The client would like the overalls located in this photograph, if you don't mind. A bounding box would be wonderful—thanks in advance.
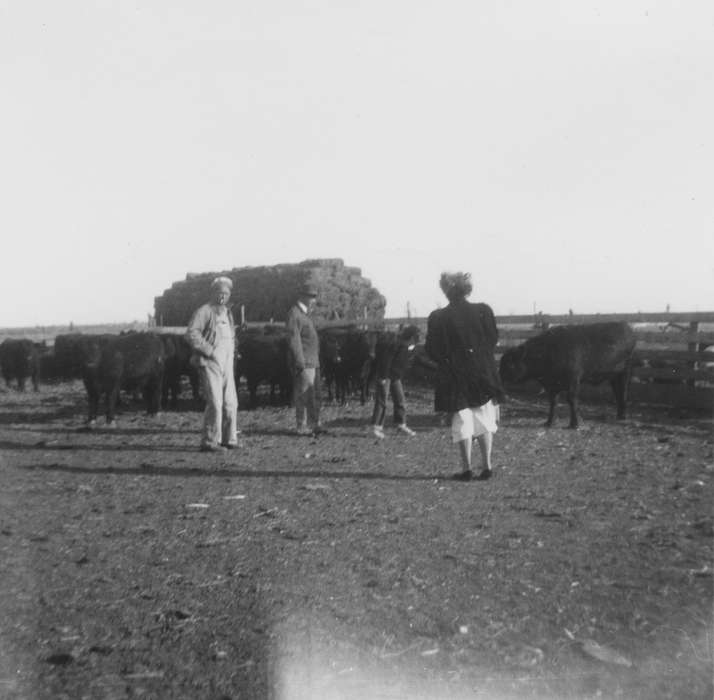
[201,309,238,448]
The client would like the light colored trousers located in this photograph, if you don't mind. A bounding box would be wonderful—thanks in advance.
[294,367,320,428]
[200,347,238,447]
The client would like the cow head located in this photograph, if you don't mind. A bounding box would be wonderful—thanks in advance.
[320,333,342,365]
[499,345,528,383]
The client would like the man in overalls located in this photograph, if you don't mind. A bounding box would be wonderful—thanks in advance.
[186,276,239,452]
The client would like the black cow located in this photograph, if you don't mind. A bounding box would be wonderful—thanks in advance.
[85,333,165,425]
[318,327,374,404]
[52,333,113,381]
[159,333,199,408]
[236,330,292,408]
[499,322,636,428]
[0,339,40,391]
[318,329,342,402]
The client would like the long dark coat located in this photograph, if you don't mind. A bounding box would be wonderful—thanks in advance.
[424,299,504,413]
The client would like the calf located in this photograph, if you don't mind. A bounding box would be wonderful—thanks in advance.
[159,333,199,408]
[318,330,342,402]
[236,330,292,408]
[318,327,374,404]
[52,333,112,381]
[0,338,40,391]
[85,333,165,425]
[499,322,636,428]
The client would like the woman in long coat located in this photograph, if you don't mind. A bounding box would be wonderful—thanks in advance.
[425,272,504,481]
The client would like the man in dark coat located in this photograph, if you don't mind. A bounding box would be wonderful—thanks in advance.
[286,283,326,436]
[425,272,504,481]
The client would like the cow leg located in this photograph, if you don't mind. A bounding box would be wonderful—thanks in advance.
[611,373,627,420]
[566,379,581,429]
[164,377,179,409]
[281,378,292,406]
[106,382,120,425]
[248,380,259,409]
[161,377,170,410]
[332,376,339,404]
[150,375,163,415]
[144,380,154,415]
[18,376,26,392]
[32,371,39,392]
[360,359,373,405]
[84,377,99,424]
[545,388,558,427]
[337,376,347,405]
[170,372,182,408]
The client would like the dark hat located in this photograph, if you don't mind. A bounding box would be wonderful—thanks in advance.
[299,283,318,298]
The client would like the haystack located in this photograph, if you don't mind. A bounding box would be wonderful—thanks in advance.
[154,259,386,326]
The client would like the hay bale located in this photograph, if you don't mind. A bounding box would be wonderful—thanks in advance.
[154,259,387,326]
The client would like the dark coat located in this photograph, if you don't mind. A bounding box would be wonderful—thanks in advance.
[424,299,504,413]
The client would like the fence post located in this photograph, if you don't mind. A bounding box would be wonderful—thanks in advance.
[687,321,699,389]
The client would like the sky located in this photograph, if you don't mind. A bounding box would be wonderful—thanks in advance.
[2,1,713,326]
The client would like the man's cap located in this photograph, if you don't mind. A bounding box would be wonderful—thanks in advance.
[299,283,318,298]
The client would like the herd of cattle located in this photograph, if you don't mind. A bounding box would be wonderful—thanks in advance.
[0,321,648,429]
[0,325,382,424]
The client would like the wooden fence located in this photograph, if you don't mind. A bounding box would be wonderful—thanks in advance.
[383,312,714,412]
[2,312,713,412]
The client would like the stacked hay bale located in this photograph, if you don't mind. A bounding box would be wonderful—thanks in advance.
[154,259,386,326]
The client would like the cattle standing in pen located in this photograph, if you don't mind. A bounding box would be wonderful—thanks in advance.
[318,327,373,405]
[499,321,636,428]
[159,333,200,409]
[0,338,40,391]
[318,329,342,403]
[84,332,165,425]
[236,329,292,408]
[51,333,113,382]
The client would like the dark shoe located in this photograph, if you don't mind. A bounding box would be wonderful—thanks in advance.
[221,443,238,450]
[474,469,492,481]
[312,426,330,436]
[452,470,473,482]
[200,444,227,453]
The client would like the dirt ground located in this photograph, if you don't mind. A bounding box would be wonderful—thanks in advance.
[0,380,711,700]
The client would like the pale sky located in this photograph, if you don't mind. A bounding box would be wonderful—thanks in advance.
[2,1,712,326]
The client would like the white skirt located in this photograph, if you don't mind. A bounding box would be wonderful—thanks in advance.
[451,401,499,443]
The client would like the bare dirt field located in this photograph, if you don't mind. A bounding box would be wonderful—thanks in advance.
[0,381,712,700]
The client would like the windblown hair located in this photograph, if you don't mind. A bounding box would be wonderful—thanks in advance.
[439,272,473,301]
